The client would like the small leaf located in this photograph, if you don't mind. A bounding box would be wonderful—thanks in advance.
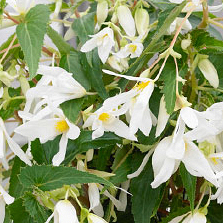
[19,165,113,191]
[16,4,50,78]
[47,26,73,55]
[180,163,196,210]
[60,97,85,123]
[23,192,51,223]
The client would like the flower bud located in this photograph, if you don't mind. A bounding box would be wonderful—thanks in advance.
[198,58,219,88]
[0,70,14,87]
[97,0,108,27]
[181,35,191,50]
[134,8,149,36]
[19,75,30,95]
[117,5,136,37]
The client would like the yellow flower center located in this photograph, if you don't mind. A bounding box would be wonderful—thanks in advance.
[134,81,150,91]
[98,112,110,122]
[102,33,108,39]
[55,120,69,132]
[128,44,137,53]
[211,157,218,165]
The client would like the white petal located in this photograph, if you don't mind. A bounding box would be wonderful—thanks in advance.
[0,87,3,98]
[117,180,130,212]
[156,96,170,137]
[52,134,68,166]
[169,213,188,223]
[80,37,98,52]
[66,119,80,140]
[88,213,107,223]
[198,59,219,88]
[0,185,14,205]
[0,129,5,158]
[37,65,66,78]
[182,141,218,187]
[180,107,198,129]
[88,183,101,211]
[208,4,223,13]
[92,125,104,140]
[0,199,5,223]
[98,43,112,63]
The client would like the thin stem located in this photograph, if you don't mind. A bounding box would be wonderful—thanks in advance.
[3,11,19,24]
[0,34,17,64]
[198,0,209,29]
[51,18,72,25]
[197,86,223,93]
[0,43,20,55]
[208,19,223,30]
[174,57,179,95]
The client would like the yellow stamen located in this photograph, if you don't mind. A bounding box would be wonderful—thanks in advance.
[55,120,69,132]
[98,112,110,122]
[134,81,150,91]
[128,44,137,53]
[102,33,108,39]
[211,157,218,165]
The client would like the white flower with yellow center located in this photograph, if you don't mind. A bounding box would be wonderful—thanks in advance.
[83,106,137,141]
[0,184,14,223]
[14,109,80,166]
[115,42,144,59]
[80,27,115,64]
[0,118,31,166]
[102,70,157,136]
[45,200,79,223]
[169,0,223,13]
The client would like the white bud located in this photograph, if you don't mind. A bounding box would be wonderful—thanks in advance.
[134,8,149,36]
[181,36,191,50]
[117,5,136,37]
[198,58,219,88]
[97,0,108,27]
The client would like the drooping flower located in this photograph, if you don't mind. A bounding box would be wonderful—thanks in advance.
[15,108,80,166]
[45,200,79,223]
[80,27,115,63]
[117,5,136,37]
[87,213,107,223]
[134,7,149,37]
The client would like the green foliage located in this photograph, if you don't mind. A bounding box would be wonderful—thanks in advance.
[19,165,113,191]
[180,163,196,210]
[131,156,163,223]
[16,5,50,79]
[0,0,6,15]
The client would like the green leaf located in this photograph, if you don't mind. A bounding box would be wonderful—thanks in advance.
[96,146,113,171]
[19,165,113,191]
[9,156,26,199]
[47,26,73,55]
[16,4,50,79]
[180,163,196,210]
[0,0,6,15]
[60,97,85,123]
[72,12,95,66]
[161,59,176,114]
[80,49,108,99]
[3,207,12,223]
[9,198,33,223]
[60,51,91,90]
[23,192,51,223]
[191,29,223,54]
[207,200,223,223]
[130,155,163,223]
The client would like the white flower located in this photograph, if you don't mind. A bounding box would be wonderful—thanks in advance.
[83,106,137,141]
[151,107,219,188]
[107,55,129,73]
[134,7,149,37]
[115,42,144,59]
[87,213,107,223]
[96,0,108,27]
[198,58,219,89]
[45,200,79,223]
[102,70,157,136]
[80,27,115,63]
[167,17,192,35]
[88,183,104,217]
[182,211,206,223]
[169,0,223,12]
[0,118,31,166]
[14,108,80,166]
[117,5,136,37]
[0,184,14,223]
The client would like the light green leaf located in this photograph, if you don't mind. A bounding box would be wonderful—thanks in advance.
[47,26,73,55]
[19,165,113,191]
[16,4,50,79]
[180,163,196,210]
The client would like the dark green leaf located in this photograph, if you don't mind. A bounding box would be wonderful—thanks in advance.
[96,146,113,171]
[23,192,51,223]
[16,5,50,78]
[180,163,196,210]
[9,198,33,223]
[60,51,90,90]
[19,165,113,191]
[131,155,163,223]
[47,26,73,54]
[60,97,85,123]
[207,200,223,223]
